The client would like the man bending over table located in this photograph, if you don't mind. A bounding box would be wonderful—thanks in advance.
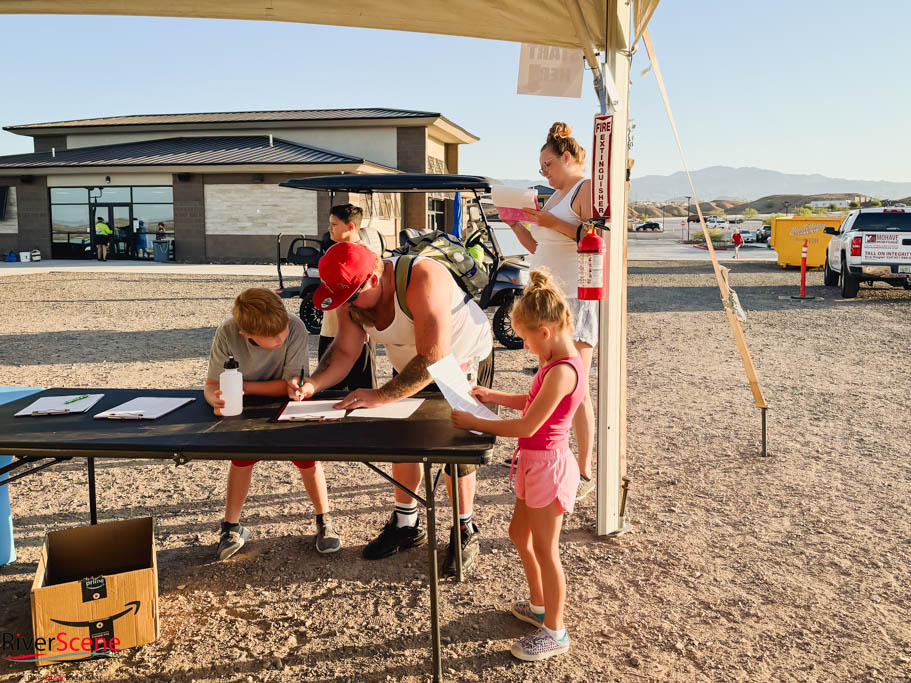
[292,243,494,576]
[204,288,341,560]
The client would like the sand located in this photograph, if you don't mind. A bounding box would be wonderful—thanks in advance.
[0,262,909,682]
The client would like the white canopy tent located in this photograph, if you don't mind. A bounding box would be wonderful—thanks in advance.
[1,0,662,536]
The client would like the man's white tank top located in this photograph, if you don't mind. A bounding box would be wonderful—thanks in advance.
[363,257,493,373]
[527,177,585,295]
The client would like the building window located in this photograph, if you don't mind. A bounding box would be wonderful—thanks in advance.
[428,198,446,232]
[48,185,174,259]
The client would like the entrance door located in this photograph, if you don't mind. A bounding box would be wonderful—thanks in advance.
[92,205,134,259]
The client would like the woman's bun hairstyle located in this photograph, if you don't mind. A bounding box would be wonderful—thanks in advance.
[511,268,573,332]
[542,121,585,165]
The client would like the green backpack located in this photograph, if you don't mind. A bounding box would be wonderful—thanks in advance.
[391,230,489,319]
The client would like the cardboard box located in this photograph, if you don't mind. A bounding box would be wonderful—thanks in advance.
[30,517,159,666]
[18,251,30,262]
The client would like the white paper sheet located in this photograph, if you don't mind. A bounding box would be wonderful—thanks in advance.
[348,398,424,420]
[278,400,346,422]
[490,185,539,210]
[15,394,104,417]
[427,355,499,434]
[94,397,195,420]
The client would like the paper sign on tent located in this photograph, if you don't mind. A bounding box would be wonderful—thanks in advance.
[517,43,584,98]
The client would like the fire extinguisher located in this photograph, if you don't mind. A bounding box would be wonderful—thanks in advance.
[577,225,608,300]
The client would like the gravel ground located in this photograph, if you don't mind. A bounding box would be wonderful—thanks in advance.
[0,262,909,682]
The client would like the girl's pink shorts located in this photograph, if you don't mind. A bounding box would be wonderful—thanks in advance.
[514,447,580,514]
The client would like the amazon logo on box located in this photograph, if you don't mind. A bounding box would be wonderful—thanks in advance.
[29,518,159,666]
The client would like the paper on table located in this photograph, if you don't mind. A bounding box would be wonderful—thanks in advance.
[490,185,540,223]
[348,398,424,420]
[278,400,346,422]
[95,397,195,420]
[427,355,499,434]
[15,394,104,417]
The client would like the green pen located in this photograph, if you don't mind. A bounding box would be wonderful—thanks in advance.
[299,368,306,399]
[64,394,89,404]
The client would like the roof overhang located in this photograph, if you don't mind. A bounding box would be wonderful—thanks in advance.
[1,162,397,176]
[281,173,495,194]
[5,115,477,143]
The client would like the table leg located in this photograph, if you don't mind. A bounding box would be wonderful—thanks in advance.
[451,465,463,583]
[87,457,97,525]
[424,461,442,682]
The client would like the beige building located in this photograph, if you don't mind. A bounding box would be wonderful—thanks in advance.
[0,108,477,262]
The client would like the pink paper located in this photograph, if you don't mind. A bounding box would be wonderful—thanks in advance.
[497,206,535,222]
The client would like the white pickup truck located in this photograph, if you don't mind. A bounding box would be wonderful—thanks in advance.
[823,208,911,297]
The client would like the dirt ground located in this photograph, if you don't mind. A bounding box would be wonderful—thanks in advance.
[0,262,909,682]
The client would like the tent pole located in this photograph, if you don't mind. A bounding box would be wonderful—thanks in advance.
[596,0,631,536]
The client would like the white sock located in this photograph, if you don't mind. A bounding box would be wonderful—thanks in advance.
[529,602,545,616]
[458,511,474,532]
[394,503,418,527]
[543,624,567,641]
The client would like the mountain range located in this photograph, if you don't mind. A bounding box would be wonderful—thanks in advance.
[629,166,911,202]
[501,167,911,202]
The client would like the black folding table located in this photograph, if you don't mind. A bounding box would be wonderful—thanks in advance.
[0,388,495,681]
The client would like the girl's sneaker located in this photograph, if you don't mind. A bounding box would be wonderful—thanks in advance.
[511,600,545,627]
[511,627,570,661]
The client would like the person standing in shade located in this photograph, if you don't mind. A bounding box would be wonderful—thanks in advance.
[136,220,149,259]
[506,122,598,503]
[94,216,112,261]
[292,242,494,576]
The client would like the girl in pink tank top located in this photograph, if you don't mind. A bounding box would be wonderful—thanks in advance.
[451,268,582,662]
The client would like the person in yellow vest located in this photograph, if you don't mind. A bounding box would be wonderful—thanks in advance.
[94,216,112,261]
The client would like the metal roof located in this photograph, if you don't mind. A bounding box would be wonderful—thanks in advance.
[0,136,367,169]
[4,108,440,131]
[281,174,497,194]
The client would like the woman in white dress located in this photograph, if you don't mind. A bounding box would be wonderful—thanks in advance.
[506,122,600,501]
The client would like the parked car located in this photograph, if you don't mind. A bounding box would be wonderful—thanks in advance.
[687,214,701,223]
[728,216,744,224]
[738,229,756,243]
[823,207,911,297]
[756,225,771,243]
[635,221,660,231]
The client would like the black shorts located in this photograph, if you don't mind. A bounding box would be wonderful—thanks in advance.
[392,349,495,476]
[318,336,377,391]
[95,234,110,246]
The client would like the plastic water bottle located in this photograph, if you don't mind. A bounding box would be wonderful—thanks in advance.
[219,355,243,416]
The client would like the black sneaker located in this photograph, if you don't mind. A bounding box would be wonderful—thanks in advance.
[362,513,427,560]
[442,522,480,576]
[315,514,342,554]
[216,523,250,561]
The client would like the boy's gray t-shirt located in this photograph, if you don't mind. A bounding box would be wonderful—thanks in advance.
[206,313,310,382]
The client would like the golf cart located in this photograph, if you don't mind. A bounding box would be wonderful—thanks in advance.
[279,173,529,349]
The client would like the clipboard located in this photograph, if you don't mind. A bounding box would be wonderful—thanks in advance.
[94,397,195,420]
[15,394,105,417]
[277,400,346,422]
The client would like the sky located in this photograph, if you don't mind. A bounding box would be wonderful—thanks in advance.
[0,0,909,182]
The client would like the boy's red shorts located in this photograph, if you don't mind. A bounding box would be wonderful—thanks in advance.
[231,459,316,470]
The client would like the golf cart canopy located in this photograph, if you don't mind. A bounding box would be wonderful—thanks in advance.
[280,173,496,194]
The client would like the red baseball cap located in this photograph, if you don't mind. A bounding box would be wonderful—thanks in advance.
[313,242,377,311]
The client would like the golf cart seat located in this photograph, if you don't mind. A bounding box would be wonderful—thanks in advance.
[287,237,322,268]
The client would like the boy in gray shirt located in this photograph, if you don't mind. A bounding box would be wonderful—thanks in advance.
[204,288,340,560]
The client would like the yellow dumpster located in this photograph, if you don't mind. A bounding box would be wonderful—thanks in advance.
[770,216,843,267]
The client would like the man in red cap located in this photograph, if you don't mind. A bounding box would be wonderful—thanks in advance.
[291,241,494,575]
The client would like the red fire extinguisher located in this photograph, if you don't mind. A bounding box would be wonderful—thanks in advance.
[577,226,608,300]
